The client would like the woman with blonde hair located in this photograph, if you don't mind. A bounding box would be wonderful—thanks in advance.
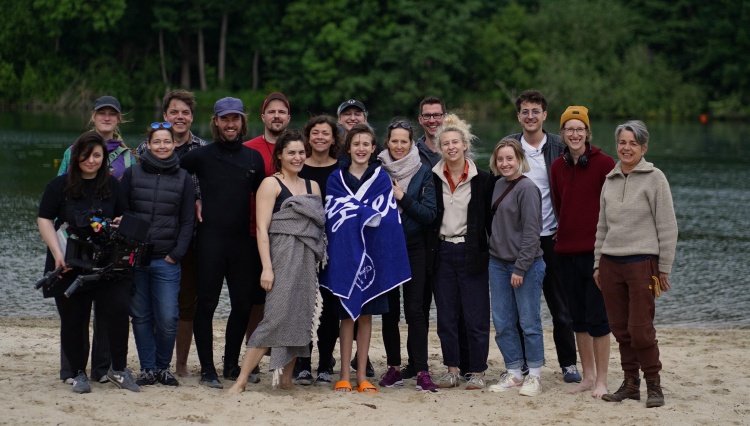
[486,138,546,397]
[426,114,493,390]
[58,96,135,180]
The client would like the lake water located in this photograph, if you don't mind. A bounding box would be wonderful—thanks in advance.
[1,110,748,329]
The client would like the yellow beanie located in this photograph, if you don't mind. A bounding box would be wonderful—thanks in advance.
[560,106,590,129]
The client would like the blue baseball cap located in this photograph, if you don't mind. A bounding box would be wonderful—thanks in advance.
[214,97,245,117]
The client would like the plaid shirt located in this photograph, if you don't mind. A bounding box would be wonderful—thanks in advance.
[136,132,208,200]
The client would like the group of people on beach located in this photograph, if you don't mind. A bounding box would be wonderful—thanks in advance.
[36,88,677,409]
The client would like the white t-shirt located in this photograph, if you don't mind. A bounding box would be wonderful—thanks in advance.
[521,135,557,237]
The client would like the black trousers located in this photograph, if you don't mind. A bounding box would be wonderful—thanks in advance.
[193,233,261,374]
[520,236,577,368]
[59,302,111,381]
[382,235,429,371]
[55,279,130,376]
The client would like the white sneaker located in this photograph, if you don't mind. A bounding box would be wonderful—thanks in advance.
[489,372,524,392]
[519,374,542,397]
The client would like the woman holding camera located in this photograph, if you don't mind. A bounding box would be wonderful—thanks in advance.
[37,132,139,394]
[120,123,195,388]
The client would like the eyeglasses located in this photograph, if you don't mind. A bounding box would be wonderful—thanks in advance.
[150,122,172,129]
[388,121,412,130]
[420,113,444,120]
[520,109,543,117]
[563,127,587,135]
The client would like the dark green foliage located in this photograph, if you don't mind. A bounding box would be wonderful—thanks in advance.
[0,0,747,119]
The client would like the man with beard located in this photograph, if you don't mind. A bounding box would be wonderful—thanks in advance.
[241,92,291,382]
[180,98,265,389]
[243,92,291,176]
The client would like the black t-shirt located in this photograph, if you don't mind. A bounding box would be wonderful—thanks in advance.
[299,162,338,203]
[37,175,127,296]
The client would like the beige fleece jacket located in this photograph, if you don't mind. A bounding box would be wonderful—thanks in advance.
[593,157,678,273]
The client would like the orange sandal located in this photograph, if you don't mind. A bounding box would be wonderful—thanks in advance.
[356,380,378,394]
[334,380,352,392]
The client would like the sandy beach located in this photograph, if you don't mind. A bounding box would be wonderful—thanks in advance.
[0,317,747,425]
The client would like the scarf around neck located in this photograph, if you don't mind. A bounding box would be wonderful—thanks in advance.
[139,148,180,174]
[378,145,421,211]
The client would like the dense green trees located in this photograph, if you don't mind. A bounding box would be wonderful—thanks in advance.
[0,0,747,119]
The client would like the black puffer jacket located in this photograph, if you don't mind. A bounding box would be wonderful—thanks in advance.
[120,162,195,262]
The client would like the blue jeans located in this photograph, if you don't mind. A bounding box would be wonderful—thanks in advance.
[489,256,545,369]
[131,258,181,371]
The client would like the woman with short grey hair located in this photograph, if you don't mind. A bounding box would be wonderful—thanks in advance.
[594,120,678,408]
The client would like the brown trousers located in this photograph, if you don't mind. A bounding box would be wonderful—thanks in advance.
[599,256,662,379]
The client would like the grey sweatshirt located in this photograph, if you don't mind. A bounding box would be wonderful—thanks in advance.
[488,177,544,276]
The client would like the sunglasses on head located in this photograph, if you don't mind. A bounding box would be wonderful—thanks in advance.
[150,122,172,129]
[388,121,411,130]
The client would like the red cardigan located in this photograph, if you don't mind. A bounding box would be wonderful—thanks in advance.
[550,145,615,254]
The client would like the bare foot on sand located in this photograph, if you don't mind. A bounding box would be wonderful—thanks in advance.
[274,381,294,391]
[176,363,189,377]
[591,383,609,399]
[227,382,247,395]
[567,379,594,394]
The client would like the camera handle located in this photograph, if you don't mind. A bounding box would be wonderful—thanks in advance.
[63,264,113,298]
[33,266,64,290]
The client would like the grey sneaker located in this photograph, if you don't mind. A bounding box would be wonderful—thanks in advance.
[247,366,261,384]
[519,374,542,397]
[107,367,141,392]
[315,371,332,385]
[465,374,485,390]
[135,370,156,386]
[72,370,91,394]
[435,372,460,389]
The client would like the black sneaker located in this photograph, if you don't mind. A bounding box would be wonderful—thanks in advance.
[223,364,241,381]
[156,369,180,386]
[135,370,157,386]
[329,358,336,374]
[199,371,223,389]
[295,370,313,385]
[350,355,375,378]
[401,364,417,380]
[72,370,91,394]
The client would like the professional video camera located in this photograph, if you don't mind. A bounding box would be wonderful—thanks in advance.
[34,212,153,297]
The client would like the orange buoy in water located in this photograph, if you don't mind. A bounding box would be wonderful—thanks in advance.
[700,114,708,125]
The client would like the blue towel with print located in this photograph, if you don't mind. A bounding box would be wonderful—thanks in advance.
[321,166,411,320]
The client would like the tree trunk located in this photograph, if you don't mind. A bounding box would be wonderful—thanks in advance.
[252,49,260,91]
[218,12,228,85]
[198,28,207,91]
[159,30,168,86]
[179,32,191,89]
